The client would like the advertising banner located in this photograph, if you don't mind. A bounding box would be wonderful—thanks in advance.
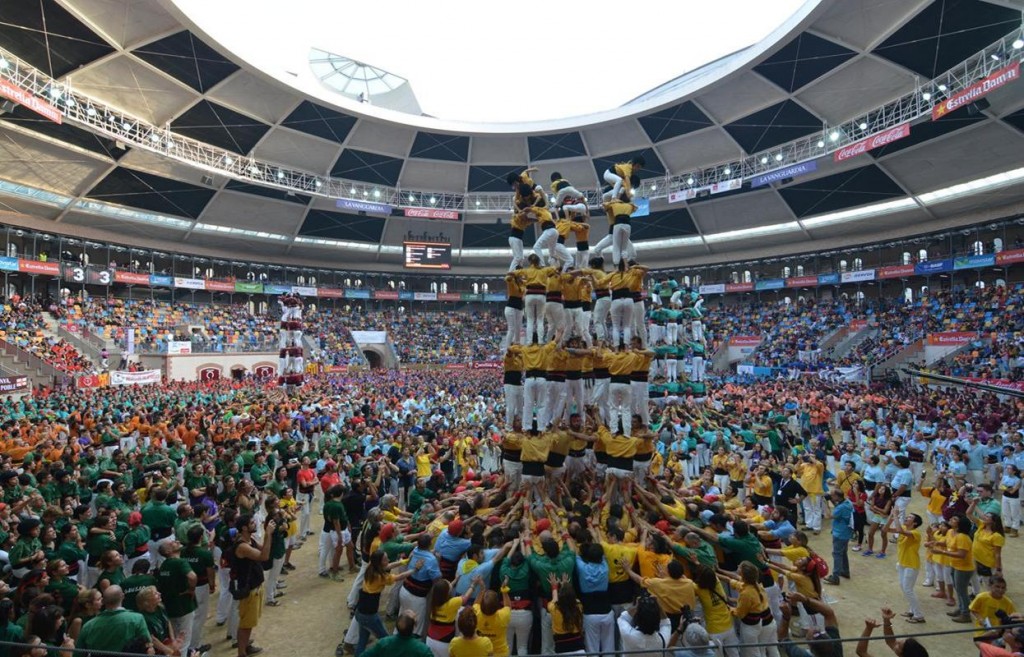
[0,376,28,393]
[344,289,371,299]
[0,256,17,271]
[833,123,911,162]
[0,78,62,123]
[114,271,151,285]
[460,293,482,301]
[263,284,292,295]
[336,198,393,215]
[964,377,1024,393]
[233,281,264,293]
[204,279,235,292]
[438,293,462,301]
[667,189,693,204]
[995,248,1024,266]
[840,269,876,283]
[413,291,437,301]
[927,331,979,346]
[75,373,105,389]
[149,274,173,287]
[932,62,1020,120]
[317,288,344,298]
[18,259,59,275]
[725,282,754,293]
[472,361,503,370]
[877,265,916,279]
[483,293,507,302]
[698,283,726,295]
[710,178,742,195]
[126,328,135,355]
[755,279,785,291]
[110,369,161,386]
[167,341,192,355]
[173,277,205,290]
[403,207,460,220]
[750,160,818,188]
[399,291,415,300]
[350,330,387,344]
[373,290,399,300]
[953,254,996,270]
[785,276,818,288]
[630,198,650,218]
[915,259,953,275]
[729,336,763,346]
[817,272,840,285]
[291,286,318,297]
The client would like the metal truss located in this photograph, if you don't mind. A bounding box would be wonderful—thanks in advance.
[0,25,1021,215]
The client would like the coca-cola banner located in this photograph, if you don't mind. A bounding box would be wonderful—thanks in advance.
[403,208,460,221]
[833,123,911,162]
[932,62,1019,120]
[877,265,916,279]
[927,331,978,346]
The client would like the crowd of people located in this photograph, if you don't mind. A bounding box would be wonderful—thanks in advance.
[1,298,93,373]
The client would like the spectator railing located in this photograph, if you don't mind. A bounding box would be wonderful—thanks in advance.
[56,324,107,365]
[0,339,64,379]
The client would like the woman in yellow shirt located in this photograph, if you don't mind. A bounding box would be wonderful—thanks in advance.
[354,550,419,656]
[969,511,1005,586]
[425,579,475,657]
[927,515,975,622]
[474,587,512,657]
[546,575,585,654]
[884,512,925,623]
[449,607,494,657]
[692,565,739,657]
[729,562,777,657]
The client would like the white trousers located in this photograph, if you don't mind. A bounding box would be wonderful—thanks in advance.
[899,566,922,618]
[692,355,705,382]
[566,307,590,345]
[610,298,633,347]
[189,583,210,649]
[504,383,524,428]
[802,495,823,532]
[509,236,524,271]
[666,322,679,345]
[398,588,428,638]
[544,302,565,342]
[215,555,232,624]
[170,612,194,655]
[609,382,632,436]
[1002,496,1021,530]
[508,608,533,656]
[543,380,568,427]
[503,306,523,350]
[632,301,647,347]
[583,611,615,655]
[534,228,568,267]
[649,324,664,346]
[592,378,610,422]
[692,319,704,342]
[592,231,613,255]
[566,378,585,418]
[593,297,611,341]
[318,529,338,574]
[612,223,632,267]
[667,358,678,382]
[602,169,623,200]
[738,620,779,657]
[630,381,649,426]
[524,295,546,344]
[523,376,546,430]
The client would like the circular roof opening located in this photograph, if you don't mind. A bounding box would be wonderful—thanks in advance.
[172,0,808,124]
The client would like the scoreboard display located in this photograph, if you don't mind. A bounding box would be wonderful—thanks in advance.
[61,263,113,286]
[403,242,452,270]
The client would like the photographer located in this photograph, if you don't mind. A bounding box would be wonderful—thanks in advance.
[777,591,842,657]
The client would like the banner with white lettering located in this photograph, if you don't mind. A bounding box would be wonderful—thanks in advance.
[167,341,192,355]
[110,369,161,386]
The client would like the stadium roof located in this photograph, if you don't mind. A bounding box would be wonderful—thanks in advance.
[0,0,1023,274]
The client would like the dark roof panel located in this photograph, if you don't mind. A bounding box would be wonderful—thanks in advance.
[754,32,856,93]
[778,164,905,218]
[133,31,239,93]
[409,132,470,161]
[638,102,714,142]
[281,100,358,144]
[468,165,526,193]
[592,148,666,185]
[171,100,271,155]
[723,100,821,154]
[463,222,535,248]
[0,0,114,78]
[298,209,385,242]
[86,167,215,219]
[330,148,404,186]
[527,132,588,161]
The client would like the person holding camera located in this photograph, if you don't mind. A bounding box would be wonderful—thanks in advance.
[228,514,274,657]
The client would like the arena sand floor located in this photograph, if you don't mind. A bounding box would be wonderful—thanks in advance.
[198,493,1020,657]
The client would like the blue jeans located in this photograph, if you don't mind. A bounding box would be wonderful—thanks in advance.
[832,536,850,578]
[354,612,388,657]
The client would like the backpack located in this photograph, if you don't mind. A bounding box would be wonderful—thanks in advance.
[806,553,829,579]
